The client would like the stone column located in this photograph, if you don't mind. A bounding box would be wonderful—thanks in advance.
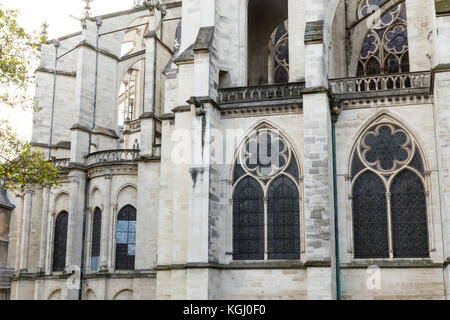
[432,0,450,299]
[38,186,51,273]
[99,172,111,272]
[18,189,32,273]
[288,0,306,81]
[303,0,334,300]
[65,170,86,300]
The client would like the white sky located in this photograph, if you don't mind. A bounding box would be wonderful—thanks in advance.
[0,0,133,141]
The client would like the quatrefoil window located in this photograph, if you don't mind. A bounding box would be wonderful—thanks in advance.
[359,123,412,172]
[241,129,290,179]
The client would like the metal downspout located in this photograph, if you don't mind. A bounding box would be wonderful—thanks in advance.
[332,115,342,300]
[152,10,167,154]
[48,41,60,161]
[78,17,102,301]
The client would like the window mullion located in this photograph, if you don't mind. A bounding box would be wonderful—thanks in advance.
[264,196,268,261]
[386,191,394,259]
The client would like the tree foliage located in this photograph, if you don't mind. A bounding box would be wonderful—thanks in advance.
[0,4,44,110]
[0,5,59,193]
[0,120,60,192]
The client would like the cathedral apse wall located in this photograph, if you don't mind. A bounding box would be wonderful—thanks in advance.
[5,0,450,300]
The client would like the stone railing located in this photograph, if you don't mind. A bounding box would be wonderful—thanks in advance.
[329,71,432,95]
[0,268,14,289]
[52,158,70,169]
[153,144,162,158]
[218,82,306,104]
[86,149,140,167]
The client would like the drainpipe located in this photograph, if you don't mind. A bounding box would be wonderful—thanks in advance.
[151,9,167,155]
[48,41,60,161]
[78,17,102,301]
[331,112,342,300]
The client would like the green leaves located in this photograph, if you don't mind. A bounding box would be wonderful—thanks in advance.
[0,120,60,193]
[0,4,42,110]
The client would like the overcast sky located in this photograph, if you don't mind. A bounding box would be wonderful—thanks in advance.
[1,1,133,140]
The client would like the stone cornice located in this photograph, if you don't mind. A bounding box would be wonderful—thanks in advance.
[35,67,77,77]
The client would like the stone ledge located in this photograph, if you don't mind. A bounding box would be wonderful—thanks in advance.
[156,261,331,270]
[304,20,324,44]
[83,270,157,280]
[35,67,76,77]
[341,259,444,269]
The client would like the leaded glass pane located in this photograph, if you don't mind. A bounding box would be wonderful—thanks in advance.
[360,123,412,173]
[115,205,137,270]
[285,156,299,180]
[391,170,429,258]
[117,221,128,232]
[233,177,264,260]
[357,3,409,77]
[353,172,389,259]
[268,176,300,260]
[409,148,425,175]
[53,211,68,272]
[271,20,289,84]
[233,164,246,184]
[351,153,365,178]
[90,208,101,271]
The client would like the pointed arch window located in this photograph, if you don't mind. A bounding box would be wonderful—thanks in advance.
[269,20,289,84]
[357,2,409,76]
[350,120,429,259]
[232,126,301,261]
[52,211,68,272]
[90,207,102,271]
[115,205,136,270]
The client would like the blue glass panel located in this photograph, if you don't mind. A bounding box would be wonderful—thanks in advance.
[128,232,136,244]
[128,244,136,256]
[116,231,128,244]
[117,221,129,232]
[129,221,136,232]
[90,256,100,271]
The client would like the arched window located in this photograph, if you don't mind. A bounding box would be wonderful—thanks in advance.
[115,205,136,270]
[350,119,429,259]
[90,207,102,271]
[356,0,390,21]
[53,211,68,272]
[357,2,409,76]
[248,0,288,85]
[269,20,289,84]
[232,125,301,260]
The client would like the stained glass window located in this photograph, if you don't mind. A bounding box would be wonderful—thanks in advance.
[357,3,409,76]
[352,172,389,258]
[270,21,289,84]
[351,120,429,259]
[90,207,102,271]
[391,170,429,258]
[268,176,300,260]
[115,205,136,270]
[52,211,68,272]
[233,177,265,260]
[232,126,301,261]
[356,0,390,21]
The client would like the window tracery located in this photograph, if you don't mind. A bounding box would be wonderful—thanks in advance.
[115,205,136,270]
[357,2,409,76]
[232,126,301,261]
[269,21,289,84]
[53,211,68,272]
[90,208,102,271]
[350,118,429,259]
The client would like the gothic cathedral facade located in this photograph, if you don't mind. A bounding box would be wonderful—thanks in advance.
[1,0,450,300]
